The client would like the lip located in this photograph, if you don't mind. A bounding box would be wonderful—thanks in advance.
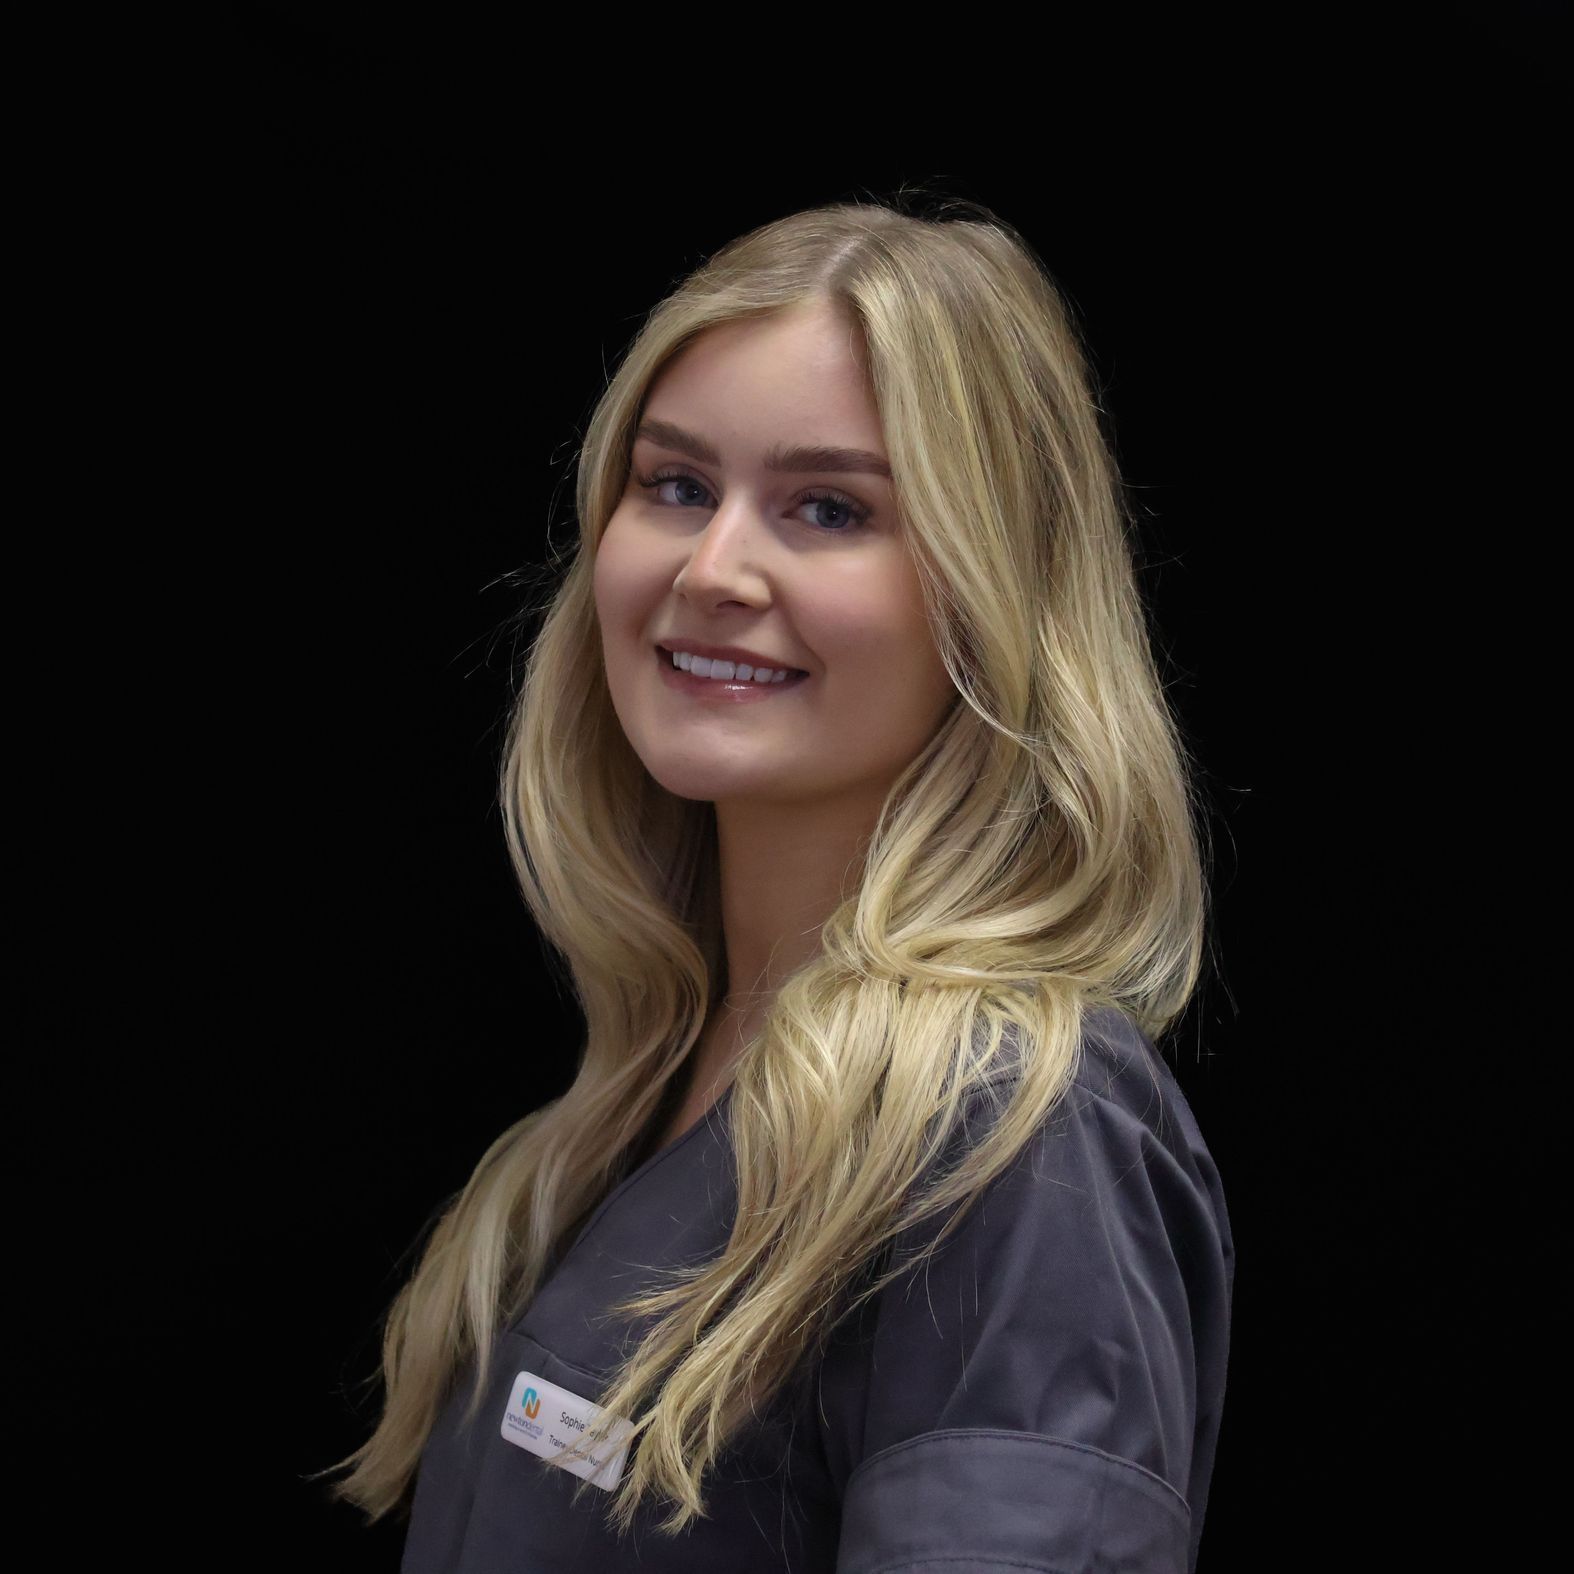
[656,637,807,673]
[655,643,811,703]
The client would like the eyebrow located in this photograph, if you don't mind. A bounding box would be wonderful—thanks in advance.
[635,417,893,481]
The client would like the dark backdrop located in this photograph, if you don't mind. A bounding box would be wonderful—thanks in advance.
[26,7,1557,1568]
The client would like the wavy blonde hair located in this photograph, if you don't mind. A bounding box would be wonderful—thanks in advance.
[315,190,1214,1540]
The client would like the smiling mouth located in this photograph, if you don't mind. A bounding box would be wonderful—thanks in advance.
[654,645,809,682]
[653,644,812,695]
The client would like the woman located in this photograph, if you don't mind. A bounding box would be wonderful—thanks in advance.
[320,194,1234,1572]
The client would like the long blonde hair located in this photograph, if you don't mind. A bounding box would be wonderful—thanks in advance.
[315,191,1214,1540]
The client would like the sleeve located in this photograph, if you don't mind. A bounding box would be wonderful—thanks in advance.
[816,1023,1232,1574]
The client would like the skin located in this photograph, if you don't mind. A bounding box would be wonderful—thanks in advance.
[593,297,958,1140]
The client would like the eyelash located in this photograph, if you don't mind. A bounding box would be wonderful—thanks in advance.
[633,467,872,534]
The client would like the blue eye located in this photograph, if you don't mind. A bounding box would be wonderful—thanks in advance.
[633,467,872,534]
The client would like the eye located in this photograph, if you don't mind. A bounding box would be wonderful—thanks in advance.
[633,466,872,535]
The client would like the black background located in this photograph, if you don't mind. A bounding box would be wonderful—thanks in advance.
[23,6,1558,1568]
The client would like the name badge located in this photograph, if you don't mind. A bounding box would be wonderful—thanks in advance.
[500,1369,635,1491]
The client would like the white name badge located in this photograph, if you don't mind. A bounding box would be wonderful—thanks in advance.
[500,1370,635,1491]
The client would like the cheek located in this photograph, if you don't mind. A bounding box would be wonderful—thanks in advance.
[812,553,934,672]
[592,512,649,621]
[831,559,953,729]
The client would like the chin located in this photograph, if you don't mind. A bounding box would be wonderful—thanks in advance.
[643,761,801,806]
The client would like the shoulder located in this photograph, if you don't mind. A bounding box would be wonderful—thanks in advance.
[939,1003,1234,1297]
[983,1004,1223,1197]
[811,1002,1234,1555]
[1069,1004,1220,1188]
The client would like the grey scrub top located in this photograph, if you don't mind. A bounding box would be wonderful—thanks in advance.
[400,1005,1234,1573]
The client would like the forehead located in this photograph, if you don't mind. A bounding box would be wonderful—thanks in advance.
[641,304,886,461]
[635,416,892,481]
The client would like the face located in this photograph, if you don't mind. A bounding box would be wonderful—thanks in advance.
[593,298,957,811]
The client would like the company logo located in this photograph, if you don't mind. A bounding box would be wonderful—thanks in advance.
[522,1387,542,1420]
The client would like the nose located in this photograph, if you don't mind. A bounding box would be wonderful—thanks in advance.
[672,497,772,602]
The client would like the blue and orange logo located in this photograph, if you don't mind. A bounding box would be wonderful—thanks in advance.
[521,1387,542,1420]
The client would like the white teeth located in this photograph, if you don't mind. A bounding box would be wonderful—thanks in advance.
[667,649,799,684]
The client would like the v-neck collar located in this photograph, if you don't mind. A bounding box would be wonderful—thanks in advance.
[555,1079,739,1271]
